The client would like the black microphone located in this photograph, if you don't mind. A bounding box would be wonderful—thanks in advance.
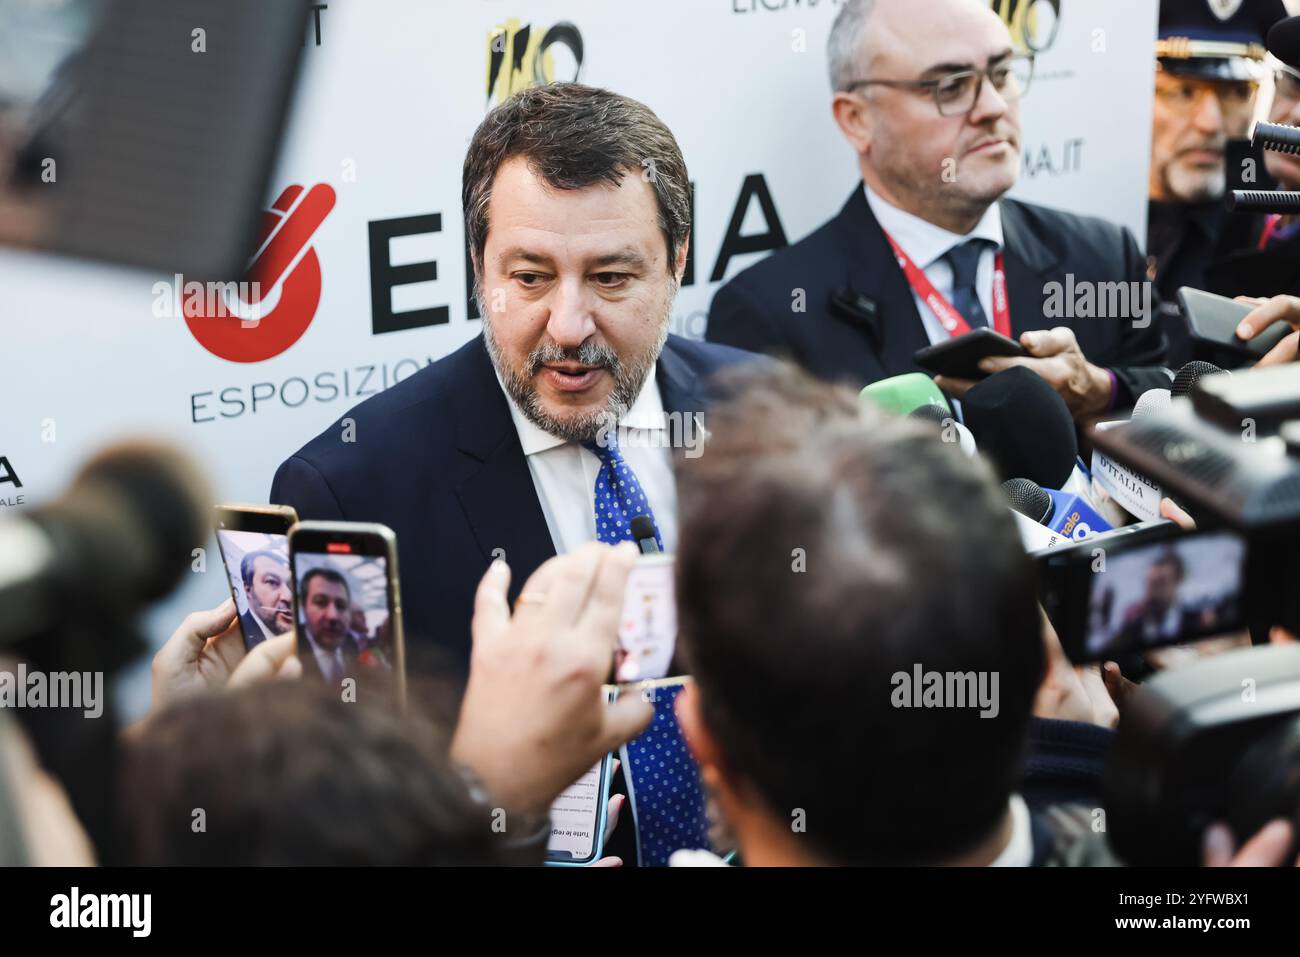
[1252,120,1300,156]
[1003,477,1054,525]
[1269,15,1300,72]
[1172,360,1227,399]
[0,441,210,655]
[630,514,660,554]
[961,366,1078,490]
[1228,189,1300,213]
[1229,120,1300,212]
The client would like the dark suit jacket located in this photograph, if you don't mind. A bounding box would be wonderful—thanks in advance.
[270,333,756,673]
[238,608,267,650]
[296,630,361,683]
[706,187,1171,408]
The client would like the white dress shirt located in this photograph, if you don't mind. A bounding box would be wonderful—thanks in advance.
[497,372,678,556]
[863,182,1005,344]
[302,627,346,683]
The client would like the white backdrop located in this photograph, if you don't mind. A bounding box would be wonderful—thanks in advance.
[0,0,1158,714]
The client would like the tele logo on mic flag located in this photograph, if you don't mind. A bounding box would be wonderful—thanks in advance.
[184,183,336,363]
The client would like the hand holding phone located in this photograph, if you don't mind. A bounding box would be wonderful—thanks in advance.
[914,328,1027,379]
[289,521,407,711]
[214,505,297,651]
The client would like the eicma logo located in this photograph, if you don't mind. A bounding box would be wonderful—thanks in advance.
[179,183,336,363]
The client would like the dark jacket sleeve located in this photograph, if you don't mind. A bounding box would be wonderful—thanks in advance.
[270,454,346,521]
[705,276,792,359]
[1108,227,1173,408]
[1021,716,1115,813]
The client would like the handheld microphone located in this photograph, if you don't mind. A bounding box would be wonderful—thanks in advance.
[630,515,661,555]
[1227,190,1300,214]
[1229,118,1300,212]
[962,367,1078,490]
[1252,121,1300,156]
[1172,360,1227,399]
[859,372,951,417]
[1002,476,1112,542]
[1269,15,1300,72]
[1090,387,1171,524]
[907,404,978,458]
[0,440,210,662]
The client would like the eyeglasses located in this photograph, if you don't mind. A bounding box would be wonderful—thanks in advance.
[1154,73,1256,116]
[841,55,1034,117]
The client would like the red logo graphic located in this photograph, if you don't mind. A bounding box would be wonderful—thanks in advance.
[184,183,336,363]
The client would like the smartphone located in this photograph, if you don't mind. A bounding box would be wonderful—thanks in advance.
[1178,286,1292,361]
[546,750,615,866]
[1037,525,1248,664]
[288,521,407,710]
[615,555,676,683]
[214,505,298,650]
[914,328,1026,379]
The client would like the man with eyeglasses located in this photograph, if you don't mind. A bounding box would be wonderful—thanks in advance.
[707,0,1170,423]
[1146,0,1286,365]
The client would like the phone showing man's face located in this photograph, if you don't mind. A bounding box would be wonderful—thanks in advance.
[214,506,297,650]
[289,521,407,711]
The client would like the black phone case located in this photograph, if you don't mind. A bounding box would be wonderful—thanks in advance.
[1177,286,1292,358]
[914,329,1026,379]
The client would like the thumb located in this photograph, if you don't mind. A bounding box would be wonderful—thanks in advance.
[1021,326,1075,357]
[229,633,297,688]
[599,695,654,753]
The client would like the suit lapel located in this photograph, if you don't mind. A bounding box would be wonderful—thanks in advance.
[450,336,557,592]
[999,200,1061,341]
[831,188,940,377]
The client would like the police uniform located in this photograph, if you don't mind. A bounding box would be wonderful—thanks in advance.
[1148,0,1286,366]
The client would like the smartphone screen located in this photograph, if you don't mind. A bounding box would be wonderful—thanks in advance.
[214,506,296,651]
[616,556,676,683]
[546,756,611,864]
[289,522,405,708]
[1082,531,1247,659]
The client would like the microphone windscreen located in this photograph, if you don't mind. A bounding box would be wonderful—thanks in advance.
[1269,15,1300,71]
[859,372,951,417]
[907,404,948,427]
[54,441,211,603]
[1131,388,1172,421]
[630,514,658,543]
[1002,477,1054,525]
[961,366,1077,490]
[1171,361,1226,399]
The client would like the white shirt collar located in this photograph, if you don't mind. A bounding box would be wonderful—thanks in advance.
[863,182,1004,270]
[988,794,1034,867]
[495,366,668,458]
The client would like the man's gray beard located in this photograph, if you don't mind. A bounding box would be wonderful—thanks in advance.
[482,301,670,444]
[1166,160,1226,204]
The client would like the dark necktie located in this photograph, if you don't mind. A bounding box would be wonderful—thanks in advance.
[943,239,994,329]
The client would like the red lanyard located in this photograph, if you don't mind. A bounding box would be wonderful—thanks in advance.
[1258,214,1282,251]
[883,232,1011,338]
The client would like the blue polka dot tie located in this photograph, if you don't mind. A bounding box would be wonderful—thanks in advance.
[583,436,664,550]
[619,680,712,867]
